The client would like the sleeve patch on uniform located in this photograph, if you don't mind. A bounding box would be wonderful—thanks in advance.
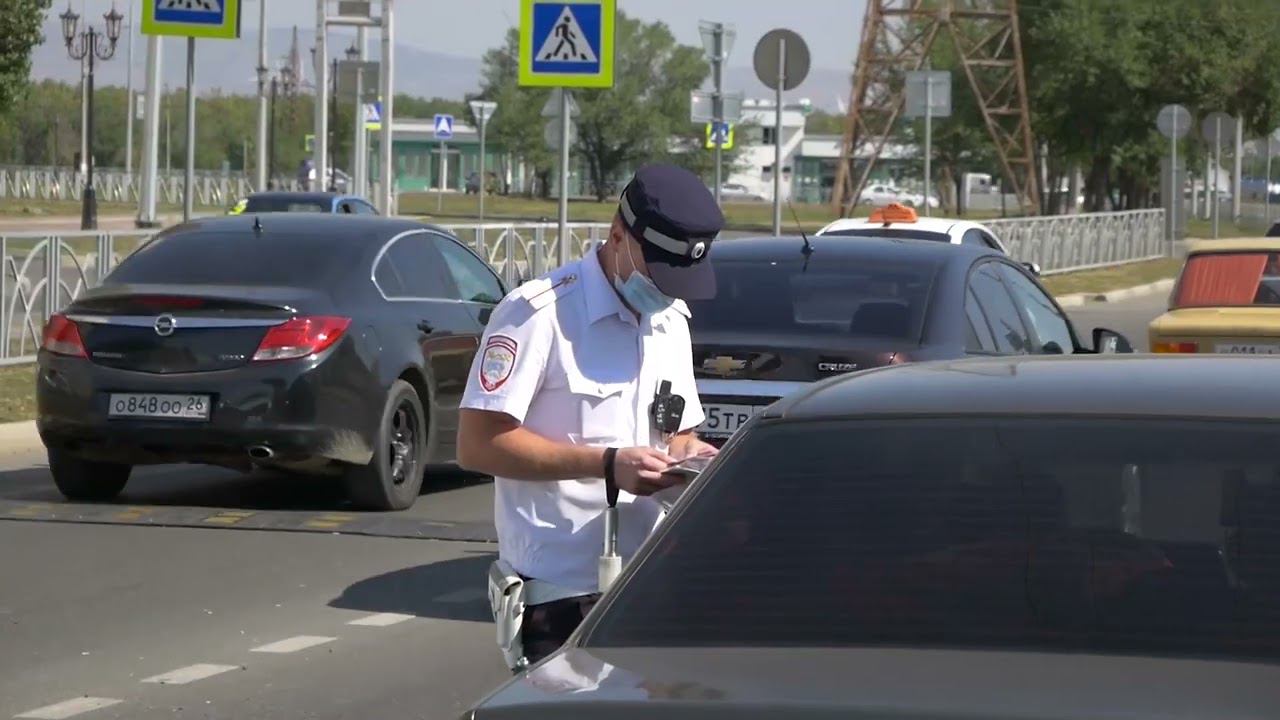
[479,335,519,392]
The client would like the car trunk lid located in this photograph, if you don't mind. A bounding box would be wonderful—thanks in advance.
[67,284,320,373]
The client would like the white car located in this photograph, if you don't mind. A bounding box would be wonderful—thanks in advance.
[718,183,766,202]
[816,204,1015,258]
[859,183,941,210]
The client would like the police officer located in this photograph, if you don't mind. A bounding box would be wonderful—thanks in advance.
[458,164,722,668]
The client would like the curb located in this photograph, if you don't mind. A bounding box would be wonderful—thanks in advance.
[0,420,39,456]
[1055,278,1175,308]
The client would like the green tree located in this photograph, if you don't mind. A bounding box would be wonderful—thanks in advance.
[0,0,51,120]
[479,13,716,200]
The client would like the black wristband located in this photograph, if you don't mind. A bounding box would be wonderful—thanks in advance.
[602,447,619,508]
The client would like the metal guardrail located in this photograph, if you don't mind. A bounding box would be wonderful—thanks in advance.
[0,210,1169,366]
[0,166,302,208]
[0,222,610,366]
[986,209,1167,275]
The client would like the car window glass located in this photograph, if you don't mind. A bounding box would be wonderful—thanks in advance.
[997,263,1076,354]
[373,256,405,297]
[353,201,376,215]
[587,417,1280,664]
[382,235,451,299]
[107,230,360,289]
[1173,252,1280,307]
[433,236,504,304]
[964,287,998,352]
[982,232,1002,250]
[967,265,1030,353]
[687,258,938,341]
[961,229,988,246]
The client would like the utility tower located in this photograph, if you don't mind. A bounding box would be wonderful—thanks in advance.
[831,0,1039,216]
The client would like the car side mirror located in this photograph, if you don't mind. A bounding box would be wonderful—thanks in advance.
[1022,261,1041,276]
[1093,327,1133,354]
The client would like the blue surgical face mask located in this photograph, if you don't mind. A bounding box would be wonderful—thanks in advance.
[613,239,676,315]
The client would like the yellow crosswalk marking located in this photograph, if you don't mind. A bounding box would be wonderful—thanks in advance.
[202,510,255,525]
[303,513,356,529]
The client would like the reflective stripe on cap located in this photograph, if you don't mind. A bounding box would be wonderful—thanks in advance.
[619,188,710,259]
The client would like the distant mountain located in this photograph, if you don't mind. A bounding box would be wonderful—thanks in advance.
[29,16,850,112]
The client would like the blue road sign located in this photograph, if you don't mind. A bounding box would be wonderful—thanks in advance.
[143,0,242,39]
[434,114,454,141]
[532,3,601,76]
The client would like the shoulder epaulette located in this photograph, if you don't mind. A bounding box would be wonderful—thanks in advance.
[517,271,581,311]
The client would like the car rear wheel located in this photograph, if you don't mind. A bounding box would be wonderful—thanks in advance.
[343,380,427,511]
[47,449,131,502]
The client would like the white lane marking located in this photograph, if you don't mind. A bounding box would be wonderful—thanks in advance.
[15,697,122,719]
[141,663,239,685]
[347,612,414,627]
[433,587,486,603]
[249,635,336,654]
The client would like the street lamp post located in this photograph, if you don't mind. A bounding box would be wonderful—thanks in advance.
[60,2,123,231]
[267,63,298,190]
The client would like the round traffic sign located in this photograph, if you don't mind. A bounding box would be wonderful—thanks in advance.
[1155,104,1191,139]
[1201,111,1237,145]
[753,29,810,91]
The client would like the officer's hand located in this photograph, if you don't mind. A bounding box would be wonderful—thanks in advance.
[612,446,679,496]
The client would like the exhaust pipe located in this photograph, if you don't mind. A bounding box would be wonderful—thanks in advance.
[247,445,274,460]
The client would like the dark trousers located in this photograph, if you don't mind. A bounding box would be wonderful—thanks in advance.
[520,594,601,668]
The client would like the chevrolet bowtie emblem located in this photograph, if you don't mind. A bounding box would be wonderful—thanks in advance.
[701,355,748,376]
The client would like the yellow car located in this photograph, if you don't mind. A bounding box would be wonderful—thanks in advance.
[1149,238,1280,355]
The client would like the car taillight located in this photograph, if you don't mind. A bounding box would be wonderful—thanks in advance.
[252,316,351,362]
[41,314,87,357]
[1153,341,1198,354]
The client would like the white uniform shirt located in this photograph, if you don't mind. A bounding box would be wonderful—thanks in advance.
[460,245,705,595]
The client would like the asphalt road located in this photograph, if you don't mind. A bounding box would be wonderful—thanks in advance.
[0,293,1168,720]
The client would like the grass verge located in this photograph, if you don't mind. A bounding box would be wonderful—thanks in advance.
[0,199,190,218]
[1039,257,1182,296]
[0,363,36,424]
[1186,217,1272,239]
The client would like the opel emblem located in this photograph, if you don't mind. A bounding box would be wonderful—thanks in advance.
[690,241,707,260]
[154,314,177,337]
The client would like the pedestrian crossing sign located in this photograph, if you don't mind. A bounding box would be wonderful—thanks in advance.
[364,102,383,131]
[142,0,242,40]
[434,114,454,141]
[706,122,735,150]
[519,0,615,88]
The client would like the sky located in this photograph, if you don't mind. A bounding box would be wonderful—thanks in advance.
[59,0,863,72]
[250,0,867,72]
[34,1,864,109]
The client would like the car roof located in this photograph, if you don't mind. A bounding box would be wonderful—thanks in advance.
[817,216,991,237]
[166,213,442,239]
[1186,237,1280,254]
[710,234,1000,264]
[766,354,1280,423]
[246,191,347,202]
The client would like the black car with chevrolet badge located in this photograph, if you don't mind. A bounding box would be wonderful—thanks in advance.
[36,214,508,510]
[686,234,1132,443]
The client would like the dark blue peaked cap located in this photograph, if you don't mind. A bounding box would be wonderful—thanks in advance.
[618,164,724,301]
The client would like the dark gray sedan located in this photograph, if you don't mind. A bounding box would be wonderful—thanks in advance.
[465,354,1280,719]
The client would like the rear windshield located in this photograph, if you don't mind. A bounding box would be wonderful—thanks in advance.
[587,418,1280,663]
[243,197,329,213]
[822,228,949,242]
[687,258,937,341]
[106,231,363,288]
[1173,252,1280,307]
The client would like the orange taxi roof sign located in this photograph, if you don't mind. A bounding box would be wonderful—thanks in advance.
[868,203,918,224]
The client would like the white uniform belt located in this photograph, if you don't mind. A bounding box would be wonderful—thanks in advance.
[522,577,595,606]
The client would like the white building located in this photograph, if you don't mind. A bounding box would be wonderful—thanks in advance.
[726,99,809,201]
